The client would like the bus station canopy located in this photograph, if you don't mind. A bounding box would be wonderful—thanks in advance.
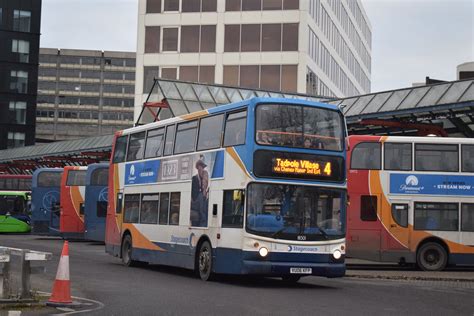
[0,78,473,174]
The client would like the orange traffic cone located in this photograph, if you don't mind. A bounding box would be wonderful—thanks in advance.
[47,241,72,305]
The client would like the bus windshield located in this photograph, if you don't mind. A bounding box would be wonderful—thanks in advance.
[246,183,344,241]
[0,194,27,216]
[256,103,344,151]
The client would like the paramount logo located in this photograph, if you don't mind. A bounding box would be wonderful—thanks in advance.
[400,175,424,192]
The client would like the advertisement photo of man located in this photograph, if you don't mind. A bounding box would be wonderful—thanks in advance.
[190,158,209,227]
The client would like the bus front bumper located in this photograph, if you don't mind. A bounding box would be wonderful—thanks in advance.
[241,260,345,278]
[214,248,345,278]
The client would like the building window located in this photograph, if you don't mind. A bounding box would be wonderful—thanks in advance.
[260,65,280,91]
[225,23,298,52]
[223,65,297,92]
[240,65,259,88]
[241,24,261,51]
[10,70,28,93]
[200,25,216,52]
[283,0,299,9]
[12,40,30,63]
[198,66,215,84]
[261,24,281,51]
[146,0,161,13]
[162,27,179,51]
[182,0,200,12]
[180,26,200,52]
[224,25,240,52]
[242,0,261,10]
[223,66,239,86]
[145,26,161,53]
[263,0,282,10]
[282,23,298,51]
[164,0,179,11]
[226,0,241,11]
[143,66,159,93]
[9,101,27,124]
[161,68,177,79]
[202,0,217,12]
[180,66,198,82]
[13,10,31,32]
[281,65,297,92]
[7,132,26,148]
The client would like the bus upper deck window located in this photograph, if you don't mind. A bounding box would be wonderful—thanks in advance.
[112,135,128,163]
[223,111,247,147]
[351,142,381,170]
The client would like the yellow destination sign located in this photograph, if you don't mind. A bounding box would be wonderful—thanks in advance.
[273,158,332,176]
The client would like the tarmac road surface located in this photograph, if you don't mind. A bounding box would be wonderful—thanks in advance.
[1,235,473,316]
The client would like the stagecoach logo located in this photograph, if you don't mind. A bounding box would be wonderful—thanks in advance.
[399,175,424,193]
[130,165,135,177]
[287,245,319,253]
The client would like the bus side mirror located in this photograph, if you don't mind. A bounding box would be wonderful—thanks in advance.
[212,204,218,216]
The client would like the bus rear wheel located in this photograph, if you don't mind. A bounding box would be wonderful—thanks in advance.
[417,242,448,271]
[197,241,213,281]
[121,234,138,267]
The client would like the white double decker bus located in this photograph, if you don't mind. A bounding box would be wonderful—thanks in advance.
[105,97,347,281]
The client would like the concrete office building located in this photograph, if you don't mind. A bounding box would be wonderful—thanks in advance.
[135,0,372,119]
[0,0,41,149]
[37,48,136,142]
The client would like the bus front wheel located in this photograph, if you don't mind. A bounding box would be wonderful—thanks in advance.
[417,242,448,271]
[121,234,138,267]
[197,241,213,281]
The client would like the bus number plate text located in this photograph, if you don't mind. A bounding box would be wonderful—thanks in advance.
[290,267,312,274]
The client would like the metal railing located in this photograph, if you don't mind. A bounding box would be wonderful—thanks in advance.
[0,247,52,301]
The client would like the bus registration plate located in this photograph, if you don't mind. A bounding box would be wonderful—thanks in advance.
[290,267,312,274]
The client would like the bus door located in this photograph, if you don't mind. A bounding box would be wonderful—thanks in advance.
[384,198,411,254]
[348,193,382,261]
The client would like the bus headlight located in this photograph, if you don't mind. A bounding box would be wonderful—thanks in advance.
[333,249,342,260]
[259,247,269,257]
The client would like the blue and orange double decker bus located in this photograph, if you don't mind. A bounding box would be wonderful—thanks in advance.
[105,97,347,281]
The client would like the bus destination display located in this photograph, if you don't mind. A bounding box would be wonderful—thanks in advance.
[254,150,343,182]
[273,158,332,177]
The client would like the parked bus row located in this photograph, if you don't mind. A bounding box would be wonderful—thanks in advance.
[29,163,109,241]
[1,97,473,278]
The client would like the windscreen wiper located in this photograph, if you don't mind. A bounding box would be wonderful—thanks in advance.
[270,227,290,239]
[316,225,330,240]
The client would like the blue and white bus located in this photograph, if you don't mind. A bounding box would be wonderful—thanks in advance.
[106,97,347,281]
[84,163,109,242]
[31,168,63,235]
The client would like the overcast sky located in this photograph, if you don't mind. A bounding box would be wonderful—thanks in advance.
[40,0,473,93]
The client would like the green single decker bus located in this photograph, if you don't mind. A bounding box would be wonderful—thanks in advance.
[0,191,31,233]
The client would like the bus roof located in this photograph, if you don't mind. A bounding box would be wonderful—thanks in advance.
[348,135,474,145]
[119,97,340,136]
